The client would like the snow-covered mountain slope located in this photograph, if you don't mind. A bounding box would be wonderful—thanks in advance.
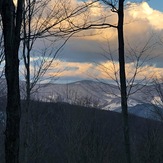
[28,80,163,121]
[25,80,161,118]
[1,78,163,121]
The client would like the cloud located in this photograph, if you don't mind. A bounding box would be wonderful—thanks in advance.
[127,2,163,31]
[19,56,163,83]
[20,0,163,60]
[43,59,163,83]
[14,0,163,43]
[72,1,163,42]
[14,1,163,83]
[48,60,93,78]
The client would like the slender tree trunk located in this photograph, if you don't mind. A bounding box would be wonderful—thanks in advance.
[0,0,24,162]
[2,4,21,162]
[26,0,31,104]
[117,0,131,163]
[24,39,30,163]
[23,1,31,162]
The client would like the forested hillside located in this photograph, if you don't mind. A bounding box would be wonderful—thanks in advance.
[0,101,163,163]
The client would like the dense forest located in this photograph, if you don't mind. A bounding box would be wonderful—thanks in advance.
[0,101,163,163]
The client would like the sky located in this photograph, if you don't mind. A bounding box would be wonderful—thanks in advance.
[41,0,163,84]
[2,0,163,84]
[148,1,163,11]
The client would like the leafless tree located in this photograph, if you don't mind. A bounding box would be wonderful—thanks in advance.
[95,35,156,97]
[79,1,131,161]
[19,0,118,162]
[148,77,163,121]
[0,0,24,163]
[56,0,132,161]
[20,0,109,162]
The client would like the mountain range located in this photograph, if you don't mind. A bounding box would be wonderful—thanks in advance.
[0,79,163,121]
[31,80,163,121]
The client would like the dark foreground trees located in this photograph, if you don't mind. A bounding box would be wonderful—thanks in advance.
[0,0,108,162]
[117,0,131,163]
[0,0,148,162]
[98,0,131,162]
[0,0,24,162]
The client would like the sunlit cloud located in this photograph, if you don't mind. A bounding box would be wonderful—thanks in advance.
[127,2,163,31]
[43,60,163,83]
[21,0,163,42]
[7,1,163,84]
[80,1,163,41]
[48,60,93,78]
[93,61,155,82]
[39,0,162,54]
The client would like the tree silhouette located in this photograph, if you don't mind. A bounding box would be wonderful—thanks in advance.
[0,0,24,162]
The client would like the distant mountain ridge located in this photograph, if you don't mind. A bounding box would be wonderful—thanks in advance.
[0,79,163,121]
[30,80,163,121]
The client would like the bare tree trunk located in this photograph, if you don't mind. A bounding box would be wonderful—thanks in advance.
[0,0,24,162]
[117,0,131,163]
[26,0,31,104]
[22,1,34,161]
